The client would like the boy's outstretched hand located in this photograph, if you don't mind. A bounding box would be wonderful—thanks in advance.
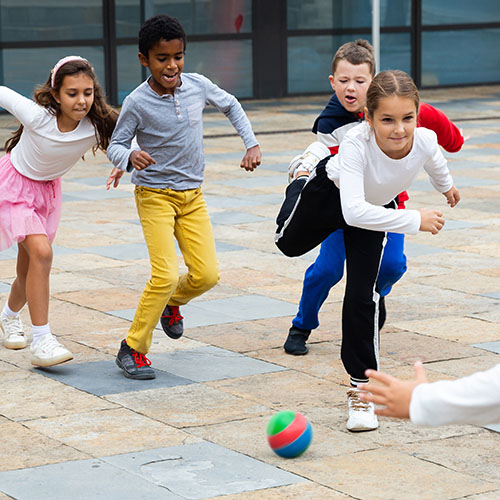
[358,361,428,419]
[443,185,460,207]
[106,167,124,190]
[240,145,261,171]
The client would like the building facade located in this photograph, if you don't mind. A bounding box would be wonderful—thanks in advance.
[1,0,499,105]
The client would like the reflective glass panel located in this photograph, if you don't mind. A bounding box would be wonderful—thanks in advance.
[0,47,105,99]
[146,0,252,34]
[116,0,142,38]
[183,40,253,97]
[287,33,410,94]
[0,0,103,42]
[117,45,143,104]
[422,0,500,25]
[287,0,411,30]
[379,33,411,74]
[422,29,500,85]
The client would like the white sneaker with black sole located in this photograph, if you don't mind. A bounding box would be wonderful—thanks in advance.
[0,314,27,349]
[31,334,73,367]
[346,388,379,432]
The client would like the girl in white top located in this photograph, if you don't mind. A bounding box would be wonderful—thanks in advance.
[275,70,460,432]
[359,362,500,426]
[0,56,117,367]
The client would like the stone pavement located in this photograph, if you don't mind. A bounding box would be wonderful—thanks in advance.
[0,85,499,499]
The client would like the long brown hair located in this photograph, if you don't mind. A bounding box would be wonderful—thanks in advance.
[366,70,420,118]
[5,59,118,154]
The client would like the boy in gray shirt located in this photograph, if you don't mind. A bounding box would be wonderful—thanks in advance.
[107,14,261,380]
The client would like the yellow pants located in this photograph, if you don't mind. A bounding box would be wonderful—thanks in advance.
[127,186,219,353]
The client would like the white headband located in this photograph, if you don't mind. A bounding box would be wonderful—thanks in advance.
[51,56,89,88]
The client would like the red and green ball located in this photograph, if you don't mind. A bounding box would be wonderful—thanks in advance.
[266,410,313,458]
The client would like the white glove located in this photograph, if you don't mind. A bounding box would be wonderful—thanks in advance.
[288,141,331,183]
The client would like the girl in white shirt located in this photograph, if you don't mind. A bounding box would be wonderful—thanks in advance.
[0,56,117,367]
[275,70,460,432]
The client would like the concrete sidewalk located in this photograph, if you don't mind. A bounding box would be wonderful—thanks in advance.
[0,86,499,499]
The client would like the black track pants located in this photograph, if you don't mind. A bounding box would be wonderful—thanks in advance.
[275,162,387,382]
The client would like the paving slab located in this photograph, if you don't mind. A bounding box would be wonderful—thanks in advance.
[149,345,286,382]
[108,294,298,329]
[25,408,198,457]
[103,442,305,499]
[0,459,184,500]
[291,447,495,500]
[471,341,500,354]
[36,359,193,396]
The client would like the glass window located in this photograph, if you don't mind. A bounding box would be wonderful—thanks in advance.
[1,47,105,99]
[183,40,253,98]
[287,0,411,30]
[422,0,500,25]
[116,0,142,38]
[287,33,410,94]
[288,35,355,94]
[117,45,143,104]
[422,28,500,86]
[0,0,103,42]
[379,33,411,75]
[146,0,252,34]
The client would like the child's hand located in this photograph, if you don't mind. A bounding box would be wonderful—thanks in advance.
[358,361,428,419]
[459,128,470,143]
[240,145,261,171]
[443,185,460,207]
[130,150,156,170]
[418,208,444,234]
[106,167,124,190]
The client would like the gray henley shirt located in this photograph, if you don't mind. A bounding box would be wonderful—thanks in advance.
[107,73,259,190]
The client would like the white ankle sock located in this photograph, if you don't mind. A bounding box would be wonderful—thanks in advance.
[1,303,19,319]
[31,324,51,345]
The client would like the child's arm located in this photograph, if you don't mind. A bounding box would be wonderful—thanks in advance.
[418,102,465,153]
[358,361,428,419]
[338,138,422,234]
[107,97,148,173]
[360,362,500,426]
[0,86,46,129]
[106,97,156,187]
[420,129,461,207]
[200,75,260,171]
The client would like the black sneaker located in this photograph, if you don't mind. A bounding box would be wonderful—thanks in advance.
[115,339,156,379]
[160,305,184,339]
[379,296,386,331]
[283,325,311,355]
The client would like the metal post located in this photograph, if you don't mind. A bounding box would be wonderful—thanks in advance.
[372,0,380,73]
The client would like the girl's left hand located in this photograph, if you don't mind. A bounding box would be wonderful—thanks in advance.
[240,145,261,171]
[106,167,124,189]
[444,185,460,207]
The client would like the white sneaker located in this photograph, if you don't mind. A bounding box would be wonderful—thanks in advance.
[346,388,379,432]
[31,334,73,367]
[0,315,27,349]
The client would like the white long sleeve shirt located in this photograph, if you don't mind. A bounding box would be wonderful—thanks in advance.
[0,86,96,181]
[325,121,454,234]
[410,363,500,426]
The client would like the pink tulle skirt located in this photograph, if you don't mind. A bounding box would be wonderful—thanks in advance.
[0,154,62,251]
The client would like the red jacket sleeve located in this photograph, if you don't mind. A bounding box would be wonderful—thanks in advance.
[417,103,464,153]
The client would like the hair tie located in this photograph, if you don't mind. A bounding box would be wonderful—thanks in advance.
[51,56,89,88]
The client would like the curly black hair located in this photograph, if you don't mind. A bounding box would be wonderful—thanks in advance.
[138,14,187,58]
